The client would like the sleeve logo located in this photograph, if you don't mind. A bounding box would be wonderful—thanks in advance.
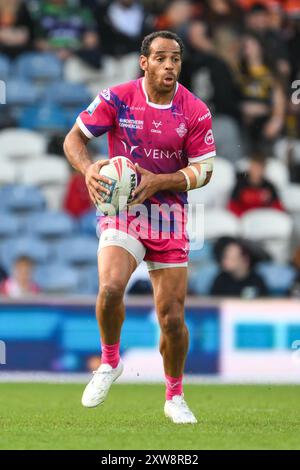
[87,95,101,115]
[101,88,111,101]
[204,129,214,145]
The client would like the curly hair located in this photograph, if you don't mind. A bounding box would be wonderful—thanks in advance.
[140,30,184,58]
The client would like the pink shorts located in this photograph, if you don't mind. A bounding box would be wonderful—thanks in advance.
[98,214,189,270]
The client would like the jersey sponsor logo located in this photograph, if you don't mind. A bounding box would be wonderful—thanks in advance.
[204,129,214,145]
[175,123,187,138]
[87,95,101,115]
[151,120,162,134]
[101,88,111,101]
[119,140,183,160]
[119,118,143,130]
[198,110,211,122]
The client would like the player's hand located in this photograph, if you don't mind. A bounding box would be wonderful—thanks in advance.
[85,160,111,205]
[128,163,159,206]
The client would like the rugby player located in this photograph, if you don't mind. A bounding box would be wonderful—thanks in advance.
[64,30,216,424]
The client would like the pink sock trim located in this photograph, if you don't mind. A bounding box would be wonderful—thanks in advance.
[101,342,120,369]
[165,374,183,400]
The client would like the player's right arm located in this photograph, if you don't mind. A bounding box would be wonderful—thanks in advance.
[63,123,111,206]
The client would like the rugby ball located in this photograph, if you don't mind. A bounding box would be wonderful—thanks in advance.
[96,156,137,216]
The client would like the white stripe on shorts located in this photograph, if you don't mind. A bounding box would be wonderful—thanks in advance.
[98,228,146,266]
[146,261,188,271]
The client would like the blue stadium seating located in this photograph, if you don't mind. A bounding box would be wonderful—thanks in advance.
[189,241,214,263]
[26,211,75,239]
[19,103,69,131]
[188,262,219,296]
[0,54,10,80]
[77,266,99,295]
[14,53,62,81]
[79,210,98,236]
[0,213,21,240]
[0,236,51,272]
[256,262,297,296]
[0,185,46,213]
[54,236,98,266]
[6,79,41,106]
[34,264,80,293]
[46,82,91,106]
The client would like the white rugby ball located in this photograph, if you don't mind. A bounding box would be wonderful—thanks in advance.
[96,156,137,216]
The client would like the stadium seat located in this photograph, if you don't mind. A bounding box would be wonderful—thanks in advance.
[0,54,10,80]
[34,264,80,294]
[281,184,300,213]
[0,236,51,272]
[19,104,69,132]
[187,208,240,242]
[188,157,235,208]
[265,158,289,191]
[26,211,75,240]
[0,160,16,186]
[274,138,300,164]
[256,262,297,296]
[0,213,21,240]
[212,115,244,163]
[188,262,219,296]
[189,240,214,264]
[77,265,99,295]
[14,52,62,82]
[6,79,40,106]
[54,236,98,267]
[79,210,99,236]
[46,82,91,107]
[0,128,47,160]
[0,185,46,214]
[240,209,293,263]
[21,156,71,210]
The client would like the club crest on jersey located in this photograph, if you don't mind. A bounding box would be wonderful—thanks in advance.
[87,96,101,115]
[204,129,214,145]
[176,123,187,138]
[101,88,111,101]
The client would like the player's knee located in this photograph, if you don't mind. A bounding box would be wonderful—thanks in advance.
[99,281,125,308]
[161,313,184,337]
[159,299,185,337]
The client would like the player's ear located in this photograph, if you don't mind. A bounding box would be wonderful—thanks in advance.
[140,55,148,72]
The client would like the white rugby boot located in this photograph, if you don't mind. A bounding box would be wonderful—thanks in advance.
[164,394,197,424]
[81,360,124,408]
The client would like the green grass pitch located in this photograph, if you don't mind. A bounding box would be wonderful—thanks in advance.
[1,383,300,450]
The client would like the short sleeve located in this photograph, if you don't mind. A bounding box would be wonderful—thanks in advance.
[76,89,116,139]
[185,103,216,163]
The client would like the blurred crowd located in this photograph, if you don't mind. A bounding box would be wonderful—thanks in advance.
[0,0,300,299]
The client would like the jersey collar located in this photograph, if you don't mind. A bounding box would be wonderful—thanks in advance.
[141,77,178,109]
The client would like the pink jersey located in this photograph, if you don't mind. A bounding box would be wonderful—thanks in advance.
[77,78,216,257]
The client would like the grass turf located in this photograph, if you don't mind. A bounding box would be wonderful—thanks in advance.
[1,383,300,450]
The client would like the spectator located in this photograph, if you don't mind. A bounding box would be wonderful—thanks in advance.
[202,0,244,30]
[245,2,290,79]
[210,240,268,298]
[95,0,145,56]
[0,0,35,58]
[34,0,101,68]
[181,22,242,122]
[228,153,285,217]
[0,256,40,298]
[63,168,93,218]
[238,31,286,153]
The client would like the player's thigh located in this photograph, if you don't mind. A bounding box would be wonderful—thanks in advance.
[98,246,137,291]
[149,267,188,319]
